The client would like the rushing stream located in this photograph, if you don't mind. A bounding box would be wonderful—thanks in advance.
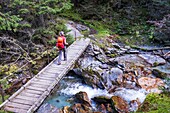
[42,73,147,112]
[44,75,112,109]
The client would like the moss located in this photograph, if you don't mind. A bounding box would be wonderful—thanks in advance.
[107,54,117,58]
[137,93,170,113]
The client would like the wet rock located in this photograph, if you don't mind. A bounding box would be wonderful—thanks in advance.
[92,44,102,53]
[114,54,153,76]
[69,103,92,113]
[108,85,119,93]
[122,72,141,89]
[92,96,111,104]
[75,91,92,107]
[112,43,121,49]
[90,44,108,63]
[105,68,123,88]
[115,55,150,67]
[72,68,82,76]
[81,65,106,89]
[37,103,61,113]
[124,46,131,50]
[164,51,170,61]
[127,50,140,54]
[120,48,128,51]
[152,64,170,78]
[99,64,109,69]
[106,103,116,113]
[98,104,107,113]
[138,77,164,93]
[138,54,166,66]
[129,99,141,112]
[82,72,104,89]
[111,96,129,113]
[62,106,69,113]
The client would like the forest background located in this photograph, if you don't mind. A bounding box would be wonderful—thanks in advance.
[0,0,170,112]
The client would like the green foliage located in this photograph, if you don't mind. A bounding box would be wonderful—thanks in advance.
[66,34,75,45]
[137,93,170,113]
[19,8,30,14]
[0,12,22,31]
[85,20,111,37]
[59,10,83,22]
[47,38,56,45]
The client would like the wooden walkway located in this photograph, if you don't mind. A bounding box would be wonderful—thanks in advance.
[0,38,91,113]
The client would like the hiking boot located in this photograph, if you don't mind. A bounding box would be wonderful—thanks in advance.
[57,62,61,65]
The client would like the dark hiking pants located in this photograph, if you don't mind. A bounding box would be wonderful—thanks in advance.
[57,47,67,63]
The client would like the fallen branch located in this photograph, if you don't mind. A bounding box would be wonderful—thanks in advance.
[0,49,20,55]
[131,45,170,51]
[0,36,31,60]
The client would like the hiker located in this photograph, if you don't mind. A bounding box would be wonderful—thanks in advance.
[56,31,68,65]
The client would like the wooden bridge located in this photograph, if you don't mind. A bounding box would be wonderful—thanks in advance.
[0,38,91,113]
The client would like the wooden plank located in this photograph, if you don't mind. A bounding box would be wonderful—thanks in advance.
[47,67,66,71]
[49,64,61,68]
[29,83,49,89]
[36,76,55,81]
[30,81,50,86]
[4,106,27,113]
[37,76,55,81]
[41,72,58,77]
[43,70,58,74]
[24,89,43,95]
[27,86,46,91]
[33,78,53,83]
[40,74,57,78]
[5,102,31,109]
[15,95,38,101]
[20,92,41,98]
[31,81,51,86]
[10,98,34,105]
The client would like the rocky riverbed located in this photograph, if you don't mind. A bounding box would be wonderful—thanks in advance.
[37,32,170,113]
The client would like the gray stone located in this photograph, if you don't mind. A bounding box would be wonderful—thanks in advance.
[66,23,84,38]
[138,54,166,66]
[152,63,170,78]
[73,68,82,76]
[76,24,90,31]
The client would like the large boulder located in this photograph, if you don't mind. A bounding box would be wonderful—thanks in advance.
[138,54,166,66]
[75,91,92,107]
[111,96,129,113]
[105,68,124,89]
[138,77,164,93]
[68,103,91,113]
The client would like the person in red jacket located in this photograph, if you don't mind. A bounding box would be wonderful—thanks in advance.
[56,31,68,65]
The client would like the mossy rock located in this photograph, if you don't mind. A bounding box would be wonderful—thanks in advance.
[137,93,170,113]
